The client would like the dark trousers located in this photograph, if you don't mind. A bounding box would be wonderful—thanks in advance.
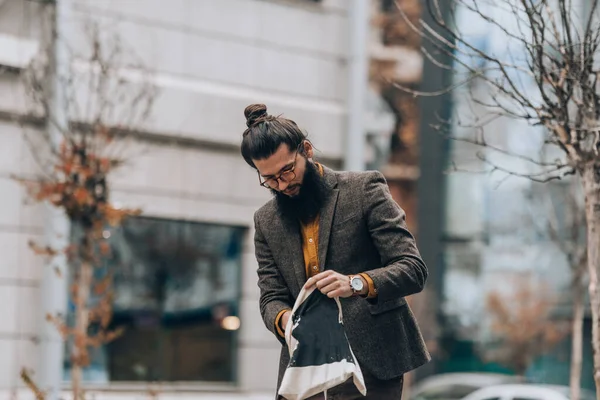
[305,372,404,400]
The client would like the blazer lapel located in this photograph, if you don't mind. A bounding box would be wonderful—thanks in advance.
[318,168,339,272]
[271,210,305,294]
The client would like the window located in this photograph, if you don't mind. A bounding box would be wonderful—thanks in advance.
[527,180,585,244]
[63,217,246,383]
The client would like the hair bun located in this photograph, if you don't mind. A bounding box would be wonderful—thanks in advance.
[244,103,268,128]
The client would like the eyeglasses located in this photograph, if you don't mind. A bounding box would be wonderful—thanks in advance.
[258,145,302,189]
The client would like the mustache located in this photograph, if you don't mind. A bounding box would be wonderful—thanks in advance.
[284,184,300,194]
[273,161,328,224]
[270,184,299,197]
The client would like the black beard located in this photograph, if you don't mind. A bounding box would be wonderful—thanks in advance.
[272,161,329,225]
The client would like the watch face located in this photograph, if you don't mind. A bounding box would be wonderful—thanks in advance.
[351,277,364,291]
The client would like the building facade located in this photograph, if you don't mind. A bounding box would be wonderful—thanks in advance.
[0,0,360,398]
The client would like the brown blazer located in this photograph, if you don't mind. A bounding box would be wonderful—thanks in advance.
[253,166,430,389]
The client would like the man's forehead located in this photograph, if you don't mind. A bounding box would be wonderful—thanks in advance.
[255,144,295,176]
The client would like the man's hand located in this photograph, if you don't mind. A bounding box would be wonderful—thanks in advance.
[281,310,291,331]
[304,270,366,298]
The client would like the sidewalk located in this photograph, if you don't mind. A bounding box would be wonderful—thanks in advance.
[0,390,274,400]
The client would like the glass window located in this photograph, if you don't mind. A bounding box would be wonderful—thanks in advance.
[63,217,246,383]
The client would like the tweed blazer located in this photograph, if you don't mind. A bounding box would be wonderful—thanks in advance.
[253,166,430,389]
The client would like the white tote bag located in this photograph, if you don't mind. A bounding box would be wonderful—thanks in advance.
[278,286,367,400]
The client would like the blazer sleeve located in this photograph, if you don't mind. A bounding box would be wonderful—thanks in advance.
[361,171,428,304]
[254,211,293,345]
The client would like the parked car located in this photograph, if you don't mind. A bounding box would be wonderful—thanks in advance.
[410,373,523,400]
[461,384,596,400]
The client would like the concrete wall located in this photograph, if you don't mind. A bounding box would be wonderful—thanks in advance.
[68,0,348,159]
[0,120,45,391]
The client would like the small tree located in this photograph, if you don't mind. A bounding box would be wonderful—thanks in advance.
[396,0,600,396]
[529,180,587,399]
[16,4,156,399]
[484,278,569,376]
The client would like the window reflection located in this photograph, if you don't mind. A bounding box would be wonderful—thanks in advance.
[63,217,246,383]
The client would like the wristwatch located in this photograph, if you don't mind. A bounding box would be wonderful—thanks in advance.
[349,275,365,295]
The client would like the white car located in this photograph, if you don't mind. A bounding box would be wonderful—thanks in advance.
[411,373,523,400]
[461,384,596,400]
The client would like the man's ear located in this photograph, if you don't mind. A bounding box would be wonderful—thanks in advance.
[303,140,314,159]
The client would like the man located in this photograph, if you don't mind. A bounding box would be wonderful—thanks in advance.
[242,103,430,399]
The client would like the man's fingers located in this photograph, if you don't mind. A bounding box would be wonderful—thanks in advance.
[304,278,313,289]
[320,281,340,294]
[312,270,333,281]
[304,270,336,289]
[327,288,350,298]
[307,272,353,298]
[315,275,337,290]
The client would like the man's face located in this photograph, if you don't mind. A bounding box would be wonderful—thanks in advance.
[253,142,313,197]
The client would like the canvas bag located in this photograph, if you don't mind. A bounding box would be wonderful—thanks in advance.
[278,286,367,400]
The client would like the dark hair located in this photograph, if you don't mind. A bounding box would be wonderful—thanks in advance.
[241,103,307,168]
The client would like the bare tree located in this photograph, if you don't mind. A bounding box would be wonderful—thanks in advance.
[529,179,587,399]
[396,0,600,396]
[484,278,569,377]
[14,3,156,399]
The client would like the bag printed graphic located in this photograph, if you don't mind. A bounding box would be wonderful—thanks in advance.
[278,287,367,400]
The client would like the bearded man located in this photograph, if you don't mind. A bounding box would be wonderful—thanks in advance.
[241,104,430,400]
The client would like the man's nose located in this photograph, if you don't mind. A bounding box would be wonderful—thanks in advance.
[278,179,290,192]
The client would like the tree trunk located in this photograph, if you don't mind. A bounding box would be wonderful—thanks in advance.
[570,270,585,400]
[582,164,600,400]
[71,234,93,400]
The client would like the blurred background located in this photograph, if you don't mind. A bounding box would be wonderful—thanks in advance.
[0,0,594,399]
